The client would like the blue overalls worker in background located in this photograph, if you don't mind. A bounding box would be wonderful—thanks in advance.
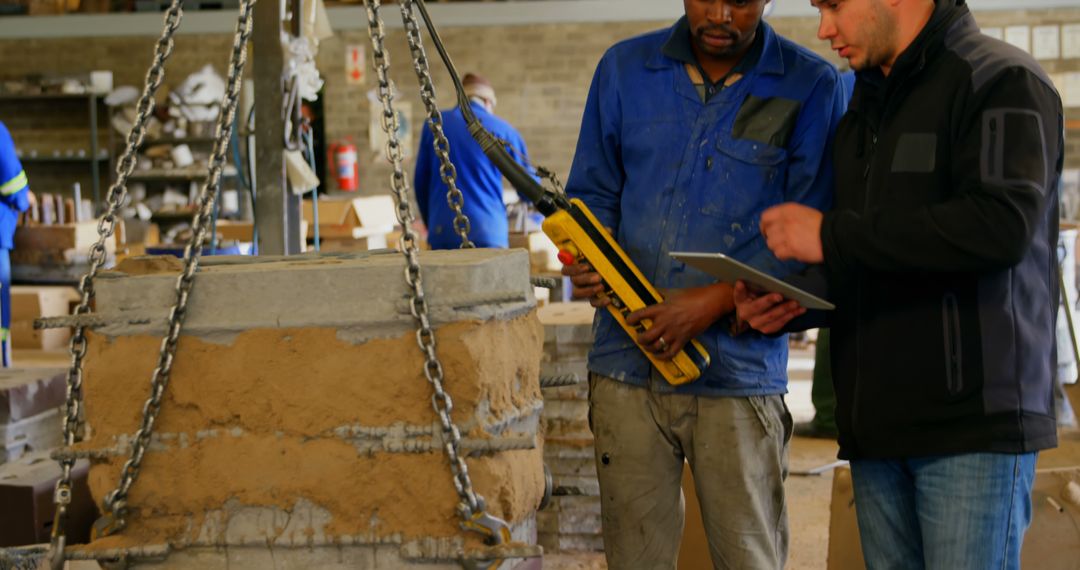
[560,0,845,567]
[413,72,532,250]
[0,121,31,367]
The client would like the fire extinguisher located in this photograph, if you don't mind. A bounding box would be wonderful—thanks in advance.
[330,139,359,192]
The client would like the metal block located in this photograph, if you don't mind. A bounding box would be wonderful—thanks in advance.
[0,407,62,463]
[0,368,66,424]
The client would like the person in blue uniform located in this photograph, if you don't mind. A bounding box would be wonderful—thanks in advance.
[413,73,532,249]
[0,121,31,367]
[559,0,845,566]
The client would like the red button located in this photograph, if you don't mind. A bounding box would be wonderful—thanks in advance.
[557,250,577,266]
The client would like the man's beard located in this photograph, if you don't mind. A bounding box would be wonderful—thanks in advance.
[694,23,742,57]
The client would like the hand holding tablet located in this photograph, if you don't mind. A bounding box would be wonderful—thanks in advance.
[669,252,835,311]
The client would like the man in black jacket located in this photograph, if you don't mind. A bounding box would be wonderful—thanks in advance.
[734,0,1063,568]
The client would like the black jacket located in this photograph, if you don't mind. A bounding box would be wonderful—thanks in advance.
[817,0,1064,460]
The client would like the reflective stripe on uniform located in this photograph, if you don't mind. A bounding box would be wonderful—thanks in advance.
[0,170,27,196]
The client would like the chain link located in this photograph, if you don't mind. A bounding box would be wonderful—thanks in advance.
[95,0,257,535]
[49,1,187,565]
[399,0,473,249]
[364,0,486,521]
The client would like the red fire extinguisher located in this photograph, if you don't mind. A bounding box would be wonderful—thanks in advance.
[330,139,359,192]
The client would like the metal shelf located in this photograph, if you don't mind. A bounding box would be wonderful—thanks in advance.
[135,136,219,148]
[127,166,238,182]
[0,92,104,101]
[4,91,107,204]
[150,209,197,220]
[20,154,110,163]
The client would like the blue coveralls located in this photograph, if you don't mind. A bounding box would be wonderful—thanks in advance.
[413,101,531,250]
[0,121,31,367]
[566,18,846,397]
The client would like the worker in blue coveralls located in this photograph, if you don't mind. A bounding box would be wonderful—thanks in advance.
[413,72,532,250]
[560,0,845,567]
[0,121,31,367]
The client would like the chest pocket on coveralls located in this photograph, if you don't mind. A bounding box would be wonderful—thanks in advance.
[700,136,787,221]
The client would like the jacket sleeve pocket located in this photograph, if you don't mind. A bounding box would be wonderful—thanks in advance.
[980,107,1047,196]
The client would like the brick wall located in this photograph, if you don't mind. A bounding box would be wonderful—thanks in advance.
[316,21,661,194]
[0,7,1077,199]
[317,7,1080,195]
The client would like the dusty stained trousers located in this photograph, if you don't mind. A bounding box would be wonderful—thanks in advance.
[588,373,792,570]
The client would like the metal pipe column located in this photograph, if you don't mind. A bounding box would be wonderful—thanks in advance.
[253,0,303,255]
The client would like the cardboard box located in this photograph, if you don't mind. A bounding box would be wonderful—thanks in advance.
[78,0,110,11]
[12,222,117,266]
[213,220,258,243]
[121,219,160,247]
[302,195,397,240]
[212,220,309,249]
[10,286,79,350]
[509,231,560,274]
[386,229,430,251]
[27,0,66,14]
[0,451,95,547]
[827,465,1080,570]
[318,235,389,252]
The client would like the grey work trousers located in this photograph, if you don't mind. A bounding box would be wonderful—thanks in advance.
[588,373,792,570]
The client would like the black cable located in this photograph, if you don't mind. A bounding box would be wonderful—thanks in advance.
[412,0,567,216]
[413,0,474,121]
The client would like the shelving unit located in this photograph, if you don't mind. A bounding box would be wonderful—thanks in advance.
[19,155,109,163]
[0,92,108,205]
[112,120,243,237]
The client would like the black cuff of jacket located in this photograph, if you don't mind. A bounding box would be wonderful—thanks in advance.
[821,209,859,276]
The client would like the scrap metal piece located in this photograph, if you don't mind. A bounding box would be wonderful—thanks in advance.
[539,374,581,389]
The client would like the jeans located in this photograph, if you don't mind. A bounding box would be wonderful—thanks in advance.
[850,452,1037,570]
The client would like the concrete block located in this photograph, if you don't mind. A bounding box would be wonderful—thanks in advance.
[73,250,545,564]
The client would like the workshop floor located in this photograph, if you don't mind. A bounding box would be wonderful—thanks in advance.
[541,347,841,570]
[544,347,1080,570]
[16,348,1079,570]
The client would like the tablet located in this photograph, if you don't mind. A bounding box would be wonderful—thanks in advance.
[670,251,835,310]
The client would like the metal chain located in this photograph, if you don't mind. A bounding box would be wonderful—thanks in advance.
[94,0,257,537]
[364,0,486,521]
[399,0,473,249]
[49,2,186,566]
